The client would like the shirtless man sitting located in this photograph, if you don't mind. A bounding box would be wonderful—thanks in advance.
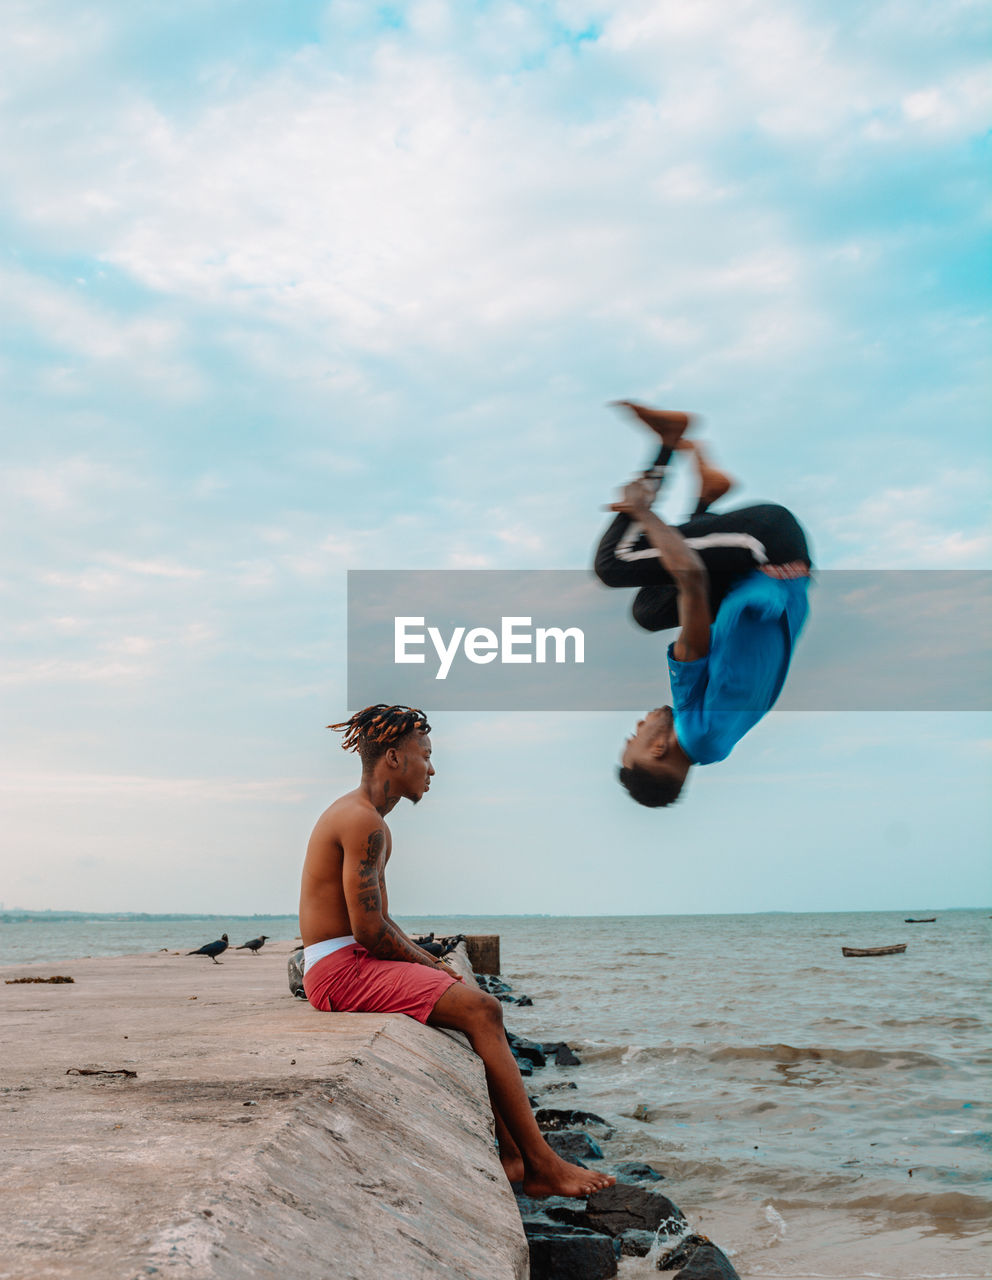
[299,703,614,1199]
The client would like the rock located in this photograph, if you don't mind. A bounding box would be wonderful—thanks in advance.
[545,1131,603,1161]
[657,1234,710,1270]
[661,1240,741,1279]
[582,1183,686,1237]
[523,1222,618,1280]
[542,1081,578,1094]
[614,1161,665,1182]
[516,995,534,1007]
[553,1042,582,1066]
[477,974,513,995]
[507,1034,547,1068]
[287,948,305,999]
[516,1057,534,1077]
[619,1230,658,1256]
[536,1108,614,1138]
[515,1192,585,1218]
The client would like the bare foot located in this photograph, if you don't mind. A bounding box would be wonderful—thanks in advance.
[500,1152,525,1185]
[685,441,734,507]
[521,1152,617,1200]
[611,401,694,450]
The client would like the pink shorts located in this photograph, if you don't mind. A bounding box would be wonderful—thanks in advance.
[302,943,459,1024]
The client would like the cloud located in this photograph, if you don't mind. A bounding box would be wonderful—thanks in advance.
[823,470,992,568]
[0,770,311,802]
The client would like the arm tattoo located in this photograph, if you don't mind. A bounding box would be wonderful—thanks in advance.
[358,829,384,888]
[368,921,444,968]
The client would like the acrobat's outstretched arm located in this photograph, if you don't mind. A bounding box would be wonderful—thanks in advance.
[607,480,711,661]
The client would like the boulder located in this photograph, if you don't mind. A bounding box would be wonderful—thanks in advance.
[536,1108,614,1138]
[524,1222,618,1280]
[657,1234,710,1269]
[545,1131,602,1161]
[619,1230,658,1256]
[656,1235,740,1278]
[507,1034,547,1068]
[581,1183,686,1238]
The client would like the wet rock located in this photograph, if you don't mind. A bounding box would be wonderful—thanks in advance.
[619,1230,657,1256]
[476,974,512,995]
[536,1108,614,1138]
[657,1234,710,1269]
[614,1161,665,1182]
[507,1034,547,1068]
[550,1042,582,1066]
[515,995,534,1007]
[516,1058,534,1077]
[582,1183,686,1238]
[542,1081,578,1094]
[656,1234,740,1277]
[523,1222,618,1280]
[545,1131,603,1161]
[628,1103,660,1123]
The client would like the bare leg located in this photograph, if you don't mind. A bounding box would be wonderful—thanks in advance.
[493,1110,524,1184]
[428,984,615,1198]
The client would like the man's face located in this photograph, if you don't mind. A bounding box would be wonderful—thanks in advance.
[621,706,675,773]
[400,732,435,804]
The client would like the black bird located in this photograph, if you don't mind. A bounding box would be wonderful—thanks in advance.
[237,935,269,955]
[187,933,229,963]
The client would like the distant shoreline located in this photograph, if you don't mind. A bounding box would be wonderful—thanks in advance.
[1,905,983,923]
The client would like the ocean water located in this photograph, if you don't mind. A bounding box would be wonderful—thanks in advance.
[3,909,989,1278]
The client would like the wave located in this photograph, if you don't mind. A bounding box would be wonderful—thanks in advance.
[880,1015,986,1031]
[777,1189,992,1226]
[574,1040,949,1070]
[708,1043,948,1070]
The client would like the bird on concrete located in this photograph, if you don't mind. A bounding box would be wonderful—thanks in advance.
[236,935,269,955]
[187,933,229,963]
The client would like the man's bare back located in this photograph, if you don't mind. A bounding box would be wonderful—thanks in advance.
[300,792,392,947]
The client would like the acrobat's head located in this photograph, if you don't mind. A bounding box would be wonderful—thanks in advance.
[329,703,434,803]
[618,706,691,808]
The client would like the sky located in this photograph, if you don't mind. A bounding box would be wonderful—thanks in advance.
[1,0,989,916]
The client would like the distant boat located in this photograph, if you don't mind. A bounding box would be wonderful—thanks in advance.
[842,943,908,957]
[904,917,936,923]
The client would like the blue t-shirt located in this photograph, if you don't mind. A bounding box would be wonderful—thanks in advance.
[668,570,810,765]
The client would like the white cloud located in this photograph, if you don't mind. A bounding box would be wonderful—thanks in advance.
[824,471,992,568]
[0,267,196,393]
[0,770,311,802]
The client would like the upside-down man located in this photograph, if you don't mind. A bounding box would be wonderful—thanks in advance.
[594,402,812,808]
[299,703,615,1198]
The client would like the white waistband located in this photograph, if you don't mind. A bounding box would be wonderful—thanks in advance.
[303,935,357,973]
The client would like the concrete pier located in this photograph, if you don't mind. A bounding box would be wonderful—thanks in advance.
[0,942,528,1280]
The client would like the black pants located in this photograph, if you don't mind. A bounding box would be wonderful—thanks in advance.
[594,503,811,632]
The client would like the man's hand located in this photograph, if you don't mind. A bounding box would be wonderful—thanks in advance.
[607,478,655,518]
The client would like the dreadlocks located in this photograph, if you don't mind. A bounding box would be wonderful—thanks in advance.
[328,704,431,768]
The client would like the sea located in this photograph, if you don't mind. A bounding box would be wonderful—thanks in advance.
[2,908,989,1279]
